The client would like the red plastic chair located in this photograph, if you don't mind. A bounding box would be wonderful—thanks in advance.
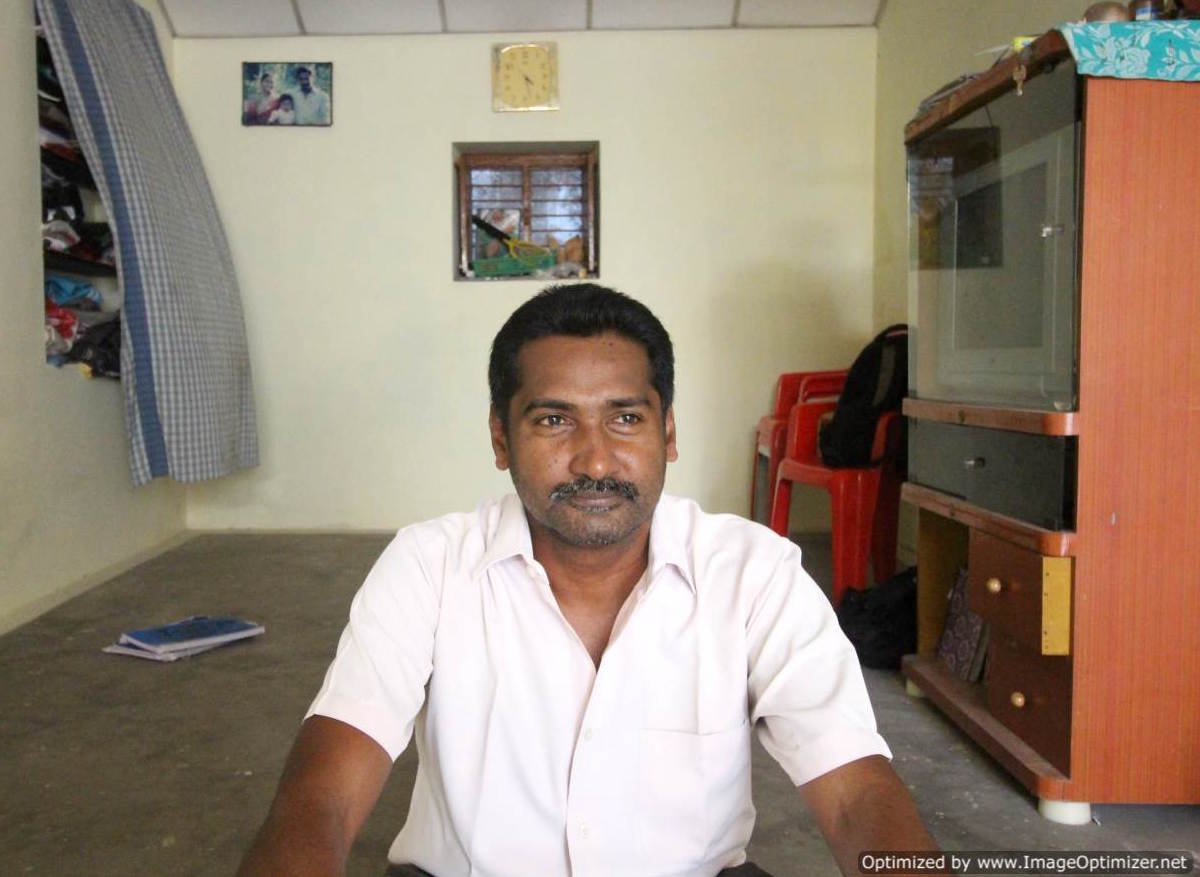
[766,374,903,606]
[749,370,847,525]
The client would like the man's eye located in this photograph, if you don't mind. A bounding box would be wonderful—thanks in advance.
[615,413,642,426]
[538,414,567,427]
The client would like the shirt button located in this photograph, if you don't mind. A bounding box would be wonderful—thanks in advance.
[582,728,594,742]
[579,823,590,839]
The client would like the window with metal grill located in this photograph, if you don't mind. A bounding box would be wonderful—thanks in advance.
[454,143,598,280]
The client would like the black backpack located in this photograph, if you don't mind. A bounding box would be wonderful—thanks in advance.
[818,324,908,468]
[835,567,917,669]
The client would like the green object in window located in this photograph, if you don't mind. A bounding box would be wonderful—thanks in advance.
[473,252,556,277]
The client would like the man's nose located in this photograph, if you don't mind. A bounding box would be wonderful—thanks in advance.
[568,424,618,482]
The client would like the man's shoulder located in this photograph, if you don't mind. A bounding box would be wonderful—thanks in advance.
[389,495,522,572]
[396,494,502,538]
[655,497,822,611]
[658,493,789,543]
[655,494,799,575]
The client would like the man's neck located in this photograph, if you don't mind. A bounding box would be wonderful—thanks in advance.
[530,522,651,610]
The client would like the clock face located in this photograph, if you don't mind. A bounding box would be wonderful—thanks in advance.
[493,42,558,112]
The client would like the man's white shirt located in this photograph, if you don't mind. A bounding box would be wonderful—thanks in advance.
[291,86,329,124]
[308,493,890,877]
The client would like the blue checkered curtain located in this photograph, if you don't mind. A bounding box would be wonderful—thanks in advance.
[37,0,259,486]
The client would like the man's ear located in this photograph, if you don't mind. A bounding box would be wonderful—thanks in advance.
[664,408,678,463]
[489,408,510,471]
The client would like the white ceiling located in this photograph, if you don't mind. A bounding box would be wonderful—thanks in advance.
[158,0,885,38]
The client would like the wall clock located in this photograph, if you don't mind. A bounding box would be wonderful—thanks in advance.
[491,42,558,112]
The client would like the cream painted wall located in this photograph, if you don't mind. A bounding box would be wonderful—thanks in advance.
[872,0,1087,326]
[2,5,1101,627]
[180,29,879,530]
[0,0,184,633]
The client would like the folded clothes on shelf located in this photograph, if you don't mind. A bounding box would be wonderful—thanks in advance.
[44,297,120,378]
[66,315,121,379]
[40,148,96,189]
[39,95,73,135]
[42,217,114,267]
[42,181,82,221]
[42,216,80,253]
[45,274,103,309]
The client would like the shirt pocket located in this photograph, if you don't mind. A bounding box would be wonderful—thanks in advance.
[636,720,751,869]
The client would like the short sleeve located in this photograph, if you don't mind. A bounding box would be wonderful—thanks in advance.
[746,545,892,786]
[306,527,442,760]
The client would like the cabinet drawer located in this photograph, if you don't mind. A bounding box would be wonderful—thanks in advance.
[968,530,1072,655]
[908,420,1076,530]
[987,634,1072,774]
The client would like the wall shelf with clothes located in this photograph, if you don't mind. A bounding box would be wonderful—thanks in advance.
[37,25,121,380]
[36,0,259,485]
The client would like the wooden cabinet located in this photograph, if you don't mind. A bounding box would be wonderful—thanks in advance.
[966,530,1071,657]
[900,31,1200,818]
[986,630,1072,776]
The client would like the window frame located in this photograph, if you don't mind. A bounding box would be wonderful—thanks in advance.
[455,144,598,280]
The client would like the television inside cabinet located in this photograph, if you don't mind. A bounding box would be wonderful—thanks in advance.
[900,30,1200,824]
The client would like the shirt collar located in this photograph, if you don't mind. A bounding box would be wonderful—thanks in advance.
[474,494,536,578]
[647,494,697,593]
[474,493,696,593]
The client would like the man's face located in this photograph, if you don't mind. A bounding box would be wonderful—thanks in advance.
[297,69,311,91]
[490,333,677,549]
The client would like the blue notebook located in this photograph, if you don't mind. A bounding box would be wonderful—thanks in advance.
[102,641,221,662]
[117,615,264,655]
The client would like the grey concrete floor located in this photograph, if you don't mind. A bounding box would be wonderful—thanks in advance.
[1,532,1196,876]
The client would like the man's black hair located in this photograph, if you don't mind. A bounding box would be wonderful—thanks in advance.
[488,283,674,428]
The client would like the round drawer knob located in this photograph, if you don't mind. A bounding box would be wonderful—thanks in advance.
[986,577,1003,594]
[1010,691,1027,709]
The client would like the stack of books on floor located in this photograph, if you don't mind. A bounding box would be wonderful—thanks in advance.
[103,615,265,662]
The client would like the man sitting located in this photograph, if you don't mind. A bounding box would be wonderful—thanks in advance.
[238,283,937,877]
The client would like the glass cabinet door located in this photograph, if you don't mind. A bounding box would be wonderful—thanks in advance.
[907,60,1079,411]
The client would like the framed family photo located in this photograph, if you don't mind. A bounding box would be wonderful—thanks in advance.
[242,62,333,127]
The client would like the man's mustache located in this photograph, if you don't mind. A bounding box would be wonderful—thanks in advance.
[549,476,639,502]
